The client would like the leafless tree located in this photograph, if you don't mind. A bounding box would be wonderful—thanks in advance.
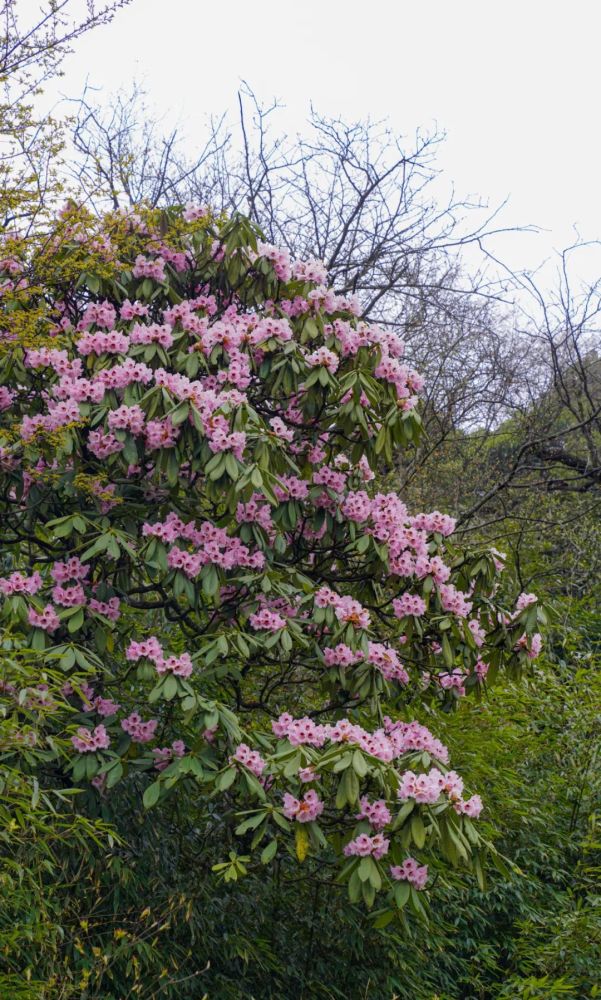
[0,0,131,95]
[0,0,131,229]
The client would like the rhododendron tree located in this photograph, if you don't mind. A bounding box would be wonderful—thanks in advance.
[0,202,546,922]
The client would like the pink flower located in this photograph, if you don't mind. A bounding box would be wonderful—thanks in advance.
[366,642,409,684]
[249,608,286,631]
[390,858,428,890]
[71,724,111,753]
[145,417,180,451]
[153,740,186,770]
[515,632,543,659]
[256,241,291,281]
[51,558,89,584]
[52,583,86,607]
[282,789,324,823]
[155,652,193,679]
[183,202,209,223]
[28,604,60,633]
[397,768,445,805]
[88,430,124,459]
[356,796,392,830]
[298,766,320,783]
[89,597,121,621]
[305,346,339,374]
[232,743,266,777]
[455,794,483,819]
[126,636,164,662]
[344,833,390,859]
[0,571,43,596]
[323,643,363,668]
[393,593,427,618]
[121,711,158,743]
[108,404,145,435]
[515,592,538,612]
[132,255,166,281]
[93,696,121,717]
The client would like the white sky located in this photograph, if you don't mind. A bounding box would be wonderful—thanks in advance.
[21,0,601,286]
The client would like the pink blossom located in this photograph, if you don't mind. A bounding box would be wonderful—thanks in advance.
[108,404,145,435]
[249,608,286,631]
[393,593,427,618]
[344,833,389,859]
[232,742,267,777]
[71,724,111,753]
[155,652,193,678]
[132,255,166,281]
[397,768,445,805]
[367,642,409,684]
[52,583,86,607]
[88,430,124,459]
[121,711,158,743]
[256,241,291,282]
[93,696,121,717]
[153,739,186,770]
[356,797,392,830]
[28,604,60,632]
[89,596,121,621]
[306,347,339,373]
[77,330,130,356]
[282,788,324,823]
[183,202,209,223]
[145,417,180,451]
[323,643,363,668]
[298,766,320,783]
[0,571,43,596]
[390,858,428,890]
[130,322,173,348]
[51,558,89,584]
[120,299,149,320]
[455,794,483,819]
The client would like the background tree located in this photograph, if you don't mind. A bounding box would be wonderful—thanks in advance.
[0,0,131,229]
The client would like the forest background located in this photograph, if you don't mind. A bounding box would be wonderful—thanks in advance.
[0,3,599,998]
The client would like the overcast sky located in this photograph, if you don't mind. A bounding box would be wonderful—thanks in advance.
[24,0,601,285]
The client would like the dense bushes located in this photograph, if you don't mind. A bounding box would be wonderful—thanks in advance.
[0,201,597,999]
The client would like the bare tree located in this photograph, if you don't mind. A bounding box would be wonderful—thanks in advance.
[0,0,131,92]
[0,0,131,229]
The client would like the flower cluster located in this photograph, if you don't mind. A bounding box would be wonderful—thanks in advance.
[121,711,158,743]
[72,724,111,753]
[390,858,428,890]
[153,740,186,770]
[356,797,392,830]
[126,637,193,678]
[282,789,324,822]
[343,833,390,859]
[272,714,449,764]
[232,742,267,777]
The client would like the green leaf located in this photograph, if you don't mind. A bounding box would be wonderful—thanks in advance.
[393,880,410,908]
[106,761,123,789]
[143,781,161,809]
[352,749,368,777]
[67,608,84,634]
[372,909,395,929]
[260,840,278,864]
[163,674,178,700]
[216,767,237,791]
[411,814,426,849]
